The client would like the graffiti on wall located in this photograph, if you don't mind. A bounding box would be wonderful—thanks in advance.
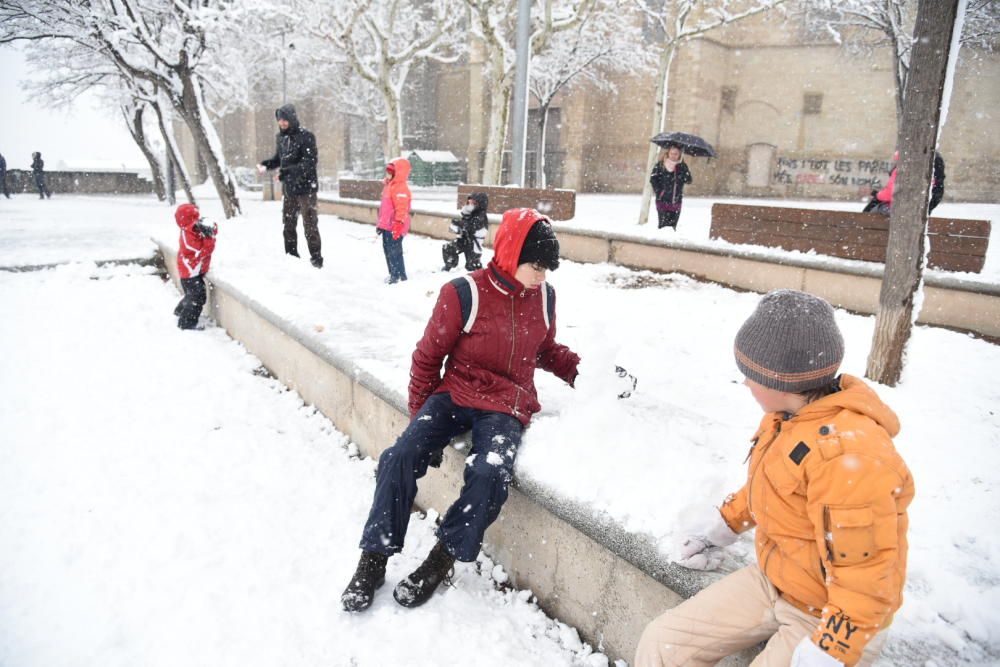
[772,157,893,188]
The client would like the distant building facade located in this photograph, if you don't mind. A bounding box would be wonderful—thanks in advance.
[179,12,999,202]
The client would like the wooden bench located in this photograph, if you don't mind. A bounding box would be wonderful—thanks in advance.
[457,185,576,221]
[710,204,992,273]
[338,179,383,201]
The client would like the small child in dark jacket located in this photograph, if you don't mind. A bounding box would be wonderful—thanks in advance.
[442,192,489,271]
[173,203,217,330]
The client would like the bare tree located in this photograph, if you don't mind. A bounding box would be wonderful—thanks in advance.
[529,3,654,187]
[304,0,465,159]
[865,0,961,385]
[0,0,243,218]
[16,37,186,203]
[464,0,598,185]
[633,0,787,225]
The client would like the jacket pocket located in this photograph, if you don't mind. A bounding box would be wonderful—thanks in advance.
[825,506,876,566]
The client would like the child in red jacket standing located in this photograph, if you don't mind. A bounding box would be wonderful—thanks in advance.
[376,157,412,284]
[342,208,581,612]
[173,203,217,330]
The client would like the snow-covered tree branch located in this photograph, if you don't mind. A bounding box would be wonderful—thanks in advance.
[464,0,598,185]
[303,0,466,159]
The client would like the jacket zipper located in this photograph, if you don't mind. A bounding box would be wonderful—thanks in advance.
[508,296,518,415]
[747,421,782,520]
[506,297,516,374]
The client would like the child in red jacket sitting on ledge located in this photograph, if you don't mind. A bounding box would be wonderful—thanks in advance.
[341,208,581,613]
[173,203,217,330]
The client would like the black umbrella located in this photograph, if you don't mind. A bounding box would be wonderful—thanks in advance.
[650,131,716,158]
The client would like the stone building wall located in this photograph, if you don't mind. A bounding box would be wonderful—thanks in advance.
[176,11,998,202]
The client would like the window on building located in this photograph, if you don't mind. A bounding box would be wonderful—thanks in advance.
[721,87,737,114]
[803,93,823,115]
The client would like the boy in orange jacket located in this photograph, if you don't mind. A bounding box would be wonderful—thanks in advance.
[635,290,914,667]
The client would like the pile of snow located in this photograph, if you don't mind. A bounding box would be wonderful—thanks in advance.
[0,261,615,667]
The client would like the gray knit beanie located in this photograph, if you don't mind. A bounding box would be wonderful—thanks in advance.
[734,290,844,393]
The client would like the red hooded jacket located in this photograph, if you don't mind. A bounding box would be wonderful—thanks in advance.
[408,208,580,425]
[175,203,217,279]
[377,157,412,237]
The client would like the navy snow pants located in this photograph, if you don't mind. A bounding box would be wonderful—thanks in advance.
[380,231,407,283]
[176,274,207,329]
[360,392,523,562]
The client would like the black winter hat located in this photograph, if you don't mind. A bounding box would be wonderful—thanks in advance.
[517,219,560,271]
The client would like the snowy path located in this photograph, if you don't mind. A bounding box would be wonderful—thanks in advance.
[1,192,999,664]
[0,263,612,667]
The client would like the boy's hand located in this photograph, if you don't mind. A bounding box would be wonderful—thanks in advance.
[257,164,266,175]
[391,222,403,240]
[672,509,738,571]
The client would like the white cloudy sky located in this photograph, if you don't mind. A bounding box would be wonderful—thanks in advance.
[0,46,145,170]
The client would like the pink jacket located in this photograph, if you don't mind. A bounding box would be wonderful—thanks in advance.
[377,157,412,235]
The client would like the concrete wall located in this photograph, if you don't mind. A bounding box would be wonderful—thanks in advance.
[318,196,1000,339]
[4,170,154,195]
[157,239,758,665]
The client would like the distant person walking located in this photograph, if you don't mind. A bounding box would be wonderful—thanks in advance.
[258,104,323,268]
[376,157,412,284]
[650,144,691,230]
[31,152,51,199]
[0,152,10,199]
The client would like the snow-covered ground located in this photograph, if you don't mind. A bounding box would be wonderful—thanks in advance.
[0,259,614,667]
[1,190,998,665]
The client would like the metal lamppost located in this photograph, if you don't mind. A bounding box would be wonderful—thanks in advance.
[509,0,532,186]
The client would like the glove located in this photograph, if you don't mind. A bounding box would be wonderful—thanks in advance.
[791,638,843,667]
[391,222,403,241]
[674,509,738,571]
[614,365,637,399]
[194,220,216,238]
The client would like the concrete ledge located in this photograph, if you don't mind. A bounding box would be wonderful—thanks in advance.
[318,196,1000,338]
[156,239,758,664]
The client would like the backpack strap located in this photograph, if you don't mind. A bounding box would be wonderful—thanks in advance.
[450,275,479,333]
[542,282,555,330]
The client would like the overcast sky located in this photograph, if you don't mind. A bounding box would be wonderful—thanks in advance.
[0,46,145,171]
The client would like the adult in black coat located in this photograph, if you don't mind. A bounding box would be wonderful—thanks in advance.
[31,151,51,199]
[258,104,323,267]
[0,152,10,199]
[929,152,946,213]
[442,191,489,271]
[650,144,692,230]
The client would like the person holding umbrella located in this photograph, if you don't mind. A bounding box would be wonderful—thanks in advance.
[648,132,714,231]
[650,144,692,230]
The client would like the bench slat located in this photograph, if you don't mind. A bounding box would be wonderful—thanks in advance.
[710,204,990,273]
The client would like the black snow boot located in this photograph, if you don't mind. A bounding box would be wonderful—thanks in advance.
[393,541,455,608]
[341,550,389,612]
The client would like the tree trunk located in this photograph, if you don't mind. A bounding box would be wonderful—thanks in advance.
[638,42,677,225]
[383,81,403,159]
[538,102,550,189]
[152,97,194,204]
[481,80,512,186]
[866,0,959,386]
[124,104,166,201]
[176,65,241,218]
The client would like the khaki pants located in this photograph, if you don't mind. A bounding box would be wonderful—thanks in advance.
[635,565,887,667]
